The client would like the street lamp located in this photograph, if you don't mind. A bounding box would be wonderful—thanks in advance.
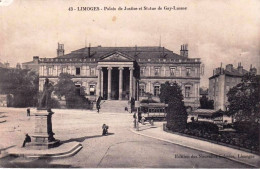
[135,101,140,131]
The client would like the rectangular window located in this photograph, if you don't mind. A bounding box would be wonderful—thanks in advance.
[186,68,191,76]
[154,67,160,76]
[139,85,146,96]
[154,86,160,96]
[76,67,81,75]
[226,86,230,94]
[62,67,66,73]
[227,78,230,83]
[90,85,96,95]
[48,67,53,76]
[170,67,176,76]
[90,68,95,76]
[140,67,145,76]
[185,86,191,98]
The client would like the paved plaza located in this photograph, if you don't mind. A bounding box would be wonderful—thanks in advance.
[0,107,253,168]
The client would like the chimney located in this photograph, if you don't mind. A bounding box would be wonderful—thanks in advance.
[16,63,21,69]
[250,67,257,75]
[57,43,64,57]
[4,62,10,68]
[226,64,233,72]
[33,56,39,64]
[88,43,91,57]
[162,47,165,57]
[238,62,243,74]
[180,44,188,57]
[135,45,137,56]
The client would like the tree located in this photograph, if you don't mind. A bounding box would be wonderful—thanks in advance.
[200,96,214,109]
[54,73,77,100]
[0,68,39,107]
[159,81,187,132]
[54,73,91,109]
[159,81,183,104]
[227,73,260,123]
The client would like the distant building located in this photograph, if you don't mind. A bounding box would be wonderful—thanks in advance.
[22,56,39,73]
[25,43,202,109]
[0,62,10,68]
[208,63,257,111]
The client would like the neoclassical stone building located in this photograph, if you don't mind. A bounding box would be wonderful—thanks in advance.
[34,43,201,108]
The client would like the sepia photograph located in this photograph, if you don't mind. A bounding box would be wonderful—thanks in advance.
[0,0,259,168]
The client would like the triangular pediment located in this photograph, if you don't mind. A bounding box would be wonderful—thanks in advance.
[99,51,134,62]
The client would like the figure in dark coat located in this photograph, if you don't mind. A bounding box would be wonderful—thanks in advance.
[96,96,102,113]
[27,108,30,116]
[102,124,109,135]
[22,134,31,147]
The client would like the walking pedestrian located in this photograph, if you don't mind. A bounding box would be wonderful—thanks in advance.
[96,96,101,113]
[27,108,30,116]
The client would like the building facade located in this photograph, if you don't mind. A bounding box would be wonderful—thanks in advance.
[32,43,201,108]
[22,56,40,73]
[208,63,257,111]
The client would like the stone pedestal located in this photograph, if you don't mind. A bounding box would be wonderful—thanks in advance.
[29,110,59,150]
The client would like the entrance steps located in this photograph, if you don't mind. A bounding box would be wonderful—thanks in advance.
[99,100,129,113]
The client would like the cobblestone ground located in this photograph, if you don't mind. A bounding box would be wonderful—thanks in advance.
[0,107,250,168]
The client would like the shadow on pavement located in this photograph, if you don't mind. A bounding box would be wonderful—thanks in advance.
[0,145,16,151]
[61,133,115,144]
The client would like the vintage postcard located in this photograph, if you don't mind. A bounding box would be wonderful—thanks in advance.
[0,0,259,168]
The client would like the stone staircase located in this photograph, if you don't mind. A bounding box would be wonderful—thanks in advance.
[99,100,129,113]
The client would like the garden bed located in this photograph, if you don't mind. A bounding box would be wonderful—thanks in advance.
[163,123,260,155]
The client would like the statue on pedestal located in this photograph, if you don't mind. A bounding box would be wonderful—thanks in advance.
[30,78,59,149]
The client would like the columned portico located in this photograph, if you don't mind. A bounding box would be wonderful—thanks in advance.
[97,51,136,100]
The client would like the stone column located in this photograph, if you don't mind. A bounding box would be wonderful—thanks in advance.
[118,67,124,100]
[97,67,102,97]
[107,67,112,100]
[129,67,134,100]
[101,69,104,97]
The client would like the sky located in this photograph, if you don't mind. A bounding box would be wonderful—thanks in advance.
[0,0,259,87]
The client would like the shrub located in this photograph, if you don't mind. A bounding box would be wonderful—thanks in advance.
[233,121,259,135]
[140,99,158,103]
[66,95,92,109]
[166,99,187,132]
[187,121,219,134]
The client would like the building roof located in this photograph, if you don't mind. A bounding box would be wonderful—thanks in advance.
[22,61,34,64]
[224,69,248,77]
[57,46,185,60]
[190,109,223,117]
[0,62,5,68]
[209,67,248,79]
